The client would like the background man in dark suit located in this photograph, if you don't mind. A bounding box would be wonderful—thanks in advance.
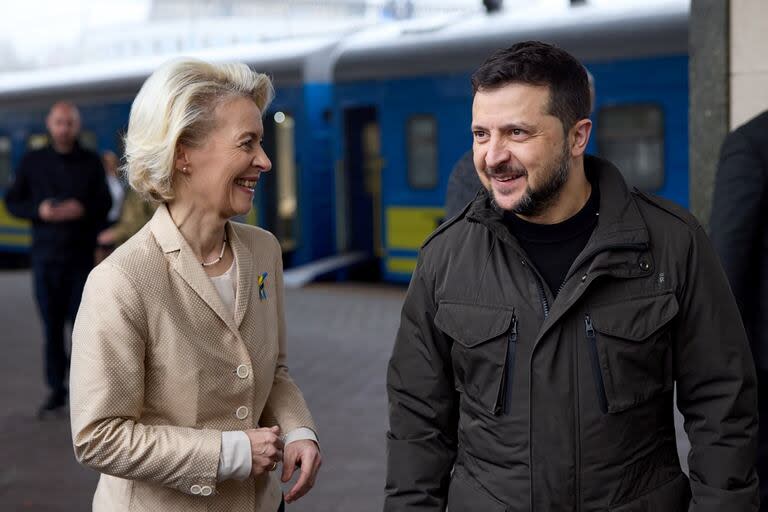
[710,109,768,509]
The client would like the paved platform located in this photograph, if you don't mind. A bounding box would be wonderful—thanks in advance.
[0,269,690,511]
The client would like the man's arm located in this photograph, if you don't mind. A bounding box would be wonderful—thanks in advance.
[385,255,458,511]
[709,130,766,316]
[84,157,112,223]
[5,155,40,220]
[674,225,759,511]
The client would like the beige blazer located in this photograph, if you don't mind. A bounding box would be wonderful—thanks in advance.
[70,205,315,512]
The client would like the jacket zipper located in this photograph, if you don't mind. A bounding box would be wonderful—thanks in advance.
[522,259,550,318]
[496,315,518,415]
[584,314,608,414]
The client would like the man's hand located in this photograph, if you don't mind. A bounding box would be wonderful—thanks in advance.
[55,199,85,221]
[98,228,117,246]
[38,199,85,222]
[281,439,321,504]
[245,426,284,477]
[38,199,57,221]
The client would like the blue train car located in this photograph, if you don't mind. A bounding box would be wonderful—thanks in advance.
[330,1,689,282]
[0,37,340,267]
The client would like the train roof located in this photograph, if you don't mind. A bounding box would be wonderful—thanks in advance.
[0,35,344,107]
[332,0,690,82]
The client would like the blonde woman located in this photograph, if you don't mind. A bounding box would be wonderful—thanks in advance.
[70,59,321,511]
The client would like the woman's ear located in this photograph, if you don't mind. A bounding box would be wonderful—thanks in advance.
[175,144,191,174]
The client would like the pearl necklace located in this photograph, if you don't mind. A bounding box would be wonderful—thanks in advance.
[201,234,227,267]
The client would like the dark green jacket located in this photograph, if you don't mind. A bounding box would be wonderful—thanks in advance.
[386,156,759,512]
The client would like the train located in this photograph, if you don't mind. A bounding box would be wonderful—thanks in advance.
[0,0,689,283]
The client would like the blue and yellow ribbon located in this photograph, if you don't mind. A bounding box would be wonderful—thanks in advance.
[258,272,268,300]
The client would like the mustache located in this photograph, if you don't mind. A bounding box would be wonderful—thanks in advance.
[485,164,527,179]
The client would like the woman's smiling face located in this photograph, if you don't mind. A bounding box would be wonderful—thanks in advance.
[178,96,272,218]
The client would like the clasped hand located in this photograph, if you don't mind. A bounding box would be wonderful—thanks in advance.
[38,198,85,222]
[244,427,322,504]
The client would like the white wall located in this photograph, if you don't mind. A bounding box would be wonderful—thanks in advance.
[730,0,768,128]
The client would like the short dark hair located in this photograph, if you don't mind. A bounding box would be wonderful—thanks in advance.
[471,41,591,130]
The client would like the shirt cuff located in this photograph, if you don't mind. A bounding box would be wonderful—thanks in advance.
[284,427,319,447]
[217,431,252,482]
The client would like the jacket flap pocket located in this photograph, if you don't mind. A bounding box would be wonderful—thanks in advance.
[591,292,679,342]
[435,301,514,348]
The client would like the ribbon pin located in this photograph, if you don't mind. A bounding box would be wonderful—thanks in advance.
[258,272,268,300]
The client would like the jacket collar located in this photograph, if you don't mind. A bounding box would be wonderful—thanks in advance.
[466,156,654,342]
[149,204,253,335]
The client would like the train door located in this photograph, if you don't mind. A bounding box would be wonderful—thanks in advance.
[259,111,299,267]
[338,106,382,280]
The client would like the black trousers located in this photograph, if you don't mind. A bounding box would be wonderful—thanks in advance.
[32,259,91,395]
[759,370,768,510]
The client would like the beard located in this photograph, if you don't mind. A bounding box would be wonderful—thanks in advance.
[487,142,571,217]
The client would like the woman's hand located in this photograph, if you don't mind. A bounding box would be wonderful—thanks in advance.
[245,426,284,477]
[281,439,322,503]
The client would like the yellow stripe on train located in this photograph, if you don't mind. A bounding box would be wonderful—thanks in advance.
[0,232,31,247]
[0,200,31,230]
[386,257,417,275]
[386,206,444,251]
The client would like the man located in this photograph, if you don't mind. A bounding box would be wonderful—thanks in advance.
[386,42,758,511]
[6,102,111,415]
[444,149,480,219]
[95,150,125,263]
[710,109,768,509]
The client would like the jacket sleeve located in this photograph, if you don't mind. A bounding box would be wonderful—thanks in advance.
[259,236,317,435]
[84,157,112,223]
[385,254,458,511]
[709,130,765,317]
[674,225,759,511]
[70,263,222,495]
[5,155,39,220]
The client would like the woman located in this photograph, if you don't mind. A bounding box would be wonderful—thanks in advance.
[70,59,321,512]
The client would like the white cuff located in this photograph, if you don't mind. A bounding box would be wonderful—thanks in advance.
[284,427,319,447]
[217,431,252,482]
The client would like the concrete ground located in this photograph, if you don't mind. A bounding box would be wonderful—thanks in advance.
[0,269,690,511]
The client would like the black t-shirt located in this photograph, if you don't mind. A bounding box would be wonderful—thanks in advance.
[503,182,600,296]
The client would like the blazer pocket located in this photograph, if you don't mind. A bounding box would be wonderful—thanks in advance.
[435,301,515,414]
[587,292,679,414]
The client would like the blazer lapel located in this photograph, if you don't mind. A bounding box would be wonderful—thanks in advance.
[229,224,253,328]
[150,205,239,334]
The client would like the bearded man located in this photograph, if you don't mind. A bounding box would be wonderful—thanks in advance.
[385,41,759,511]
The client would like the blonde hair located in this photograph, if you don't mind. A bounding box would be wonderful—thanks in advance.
[123,58,274,202]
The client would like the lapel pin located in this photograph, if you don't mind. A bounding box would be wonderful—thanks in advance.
[258,272,268,300]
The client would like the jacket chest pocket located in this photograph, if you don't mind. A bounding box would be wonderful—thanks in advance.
[434,301,516,414]
[586,292,678,414]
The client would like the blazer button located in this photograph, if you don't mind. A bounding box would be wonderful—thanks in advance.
[190,484,202,495]
[201,485,213,496]
[236,364,249,379]
[236,406,249,420]
[639,259,650,271]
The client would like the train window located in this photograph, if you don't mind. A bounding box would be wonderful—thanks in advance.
[274,112,298,251]
[0,137,11,188]
[27,134,48,150]
[597,105,664,192]
[407,115,438,189]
